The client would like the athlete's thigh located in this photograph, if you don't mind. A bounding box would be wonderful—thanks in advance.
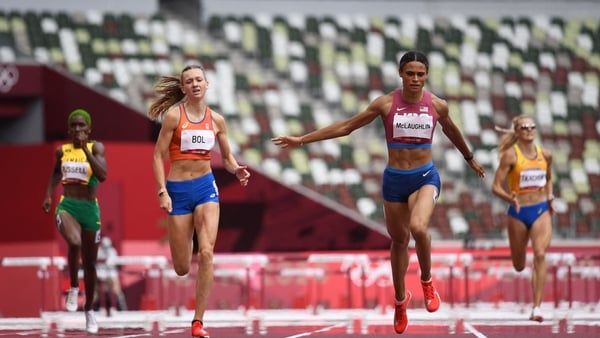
[57,211,82,246]
[407,184,437,231]
[193,202,219,250]
[383,200,410,240]
[168,214,194,263]
[507,217,529,266]
[529,213,552,255]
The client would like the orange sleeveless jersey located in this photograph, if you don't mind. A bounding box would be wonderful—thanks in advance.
[507,144,548,194]
[169,104,216,161]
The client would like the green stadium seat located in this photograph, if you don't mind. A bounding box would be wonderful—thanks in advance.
[240,16,257,57]
[290,148,310,175]
[9,9,600,238]
[241,148,262,167]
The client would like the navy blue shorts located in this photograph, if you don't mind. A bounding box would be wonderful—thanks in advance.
[507,201,549,229]
[381,162,441,203]
[166,172,219,215]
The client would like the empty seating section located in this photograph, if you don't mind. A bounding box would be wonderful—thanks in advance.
[2,9,599,239]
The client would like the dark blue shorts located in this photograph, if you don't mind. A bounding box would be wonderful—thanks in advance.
[166,173,219,215]
[381,162,441,203]
[507,201,549,229]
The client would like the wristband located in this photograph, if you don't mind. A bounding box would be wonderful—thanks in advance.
[464,152,474,161]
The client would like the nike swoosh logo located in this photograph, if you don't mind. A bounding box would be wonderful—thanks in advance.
[396,107,408,112]
[423,170,431,177]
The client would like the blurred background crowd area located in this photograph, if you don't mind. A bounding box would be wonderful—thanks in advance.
[1,0,599,242]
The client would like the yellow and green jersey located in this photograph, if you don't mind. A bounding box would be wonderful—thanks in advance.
[60,142,99,188]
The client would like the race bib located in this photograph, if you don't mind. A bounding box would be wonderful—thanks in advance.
[62,161,89,183]
[181,129,215,153]
[392,113,434,140]
[519,168,546,190]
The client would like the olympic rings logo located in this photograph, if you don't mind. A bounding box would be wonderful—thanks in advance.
[0,64,19,93]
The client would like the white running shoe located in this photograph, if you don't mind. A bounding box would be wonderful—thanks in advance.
[529,306,543,322]
[85,311,99,334]
[65,287,79,312]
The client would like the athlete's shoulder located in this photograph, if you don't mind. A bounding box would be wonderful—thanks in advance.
[162,105,183,128]
[540,145,552,160]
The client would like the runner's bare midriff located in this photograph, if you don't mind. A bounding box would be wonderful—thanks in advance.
[516,190,548,206]
[62,184,97,201]
[388,148,432,170]
[167,159,212,181]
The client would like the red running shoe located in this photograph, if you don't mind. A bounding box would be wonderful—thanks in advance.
[393,291,412,334]
[529,307,543,323]
[191,320,210,338]
[421,278,441,312]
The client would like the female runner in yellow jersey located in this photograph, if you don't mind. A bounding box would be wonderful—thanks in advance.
[42,109,107,333]
[492,115,554,322]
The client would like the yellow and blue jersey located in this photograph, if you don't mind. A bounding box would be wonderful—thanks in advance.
[507,144,547,194]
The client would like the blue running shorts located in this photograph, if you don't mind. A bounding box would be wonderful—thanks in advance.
[382,162,441,203]
[166,172,219,215]
[507,201,549,229]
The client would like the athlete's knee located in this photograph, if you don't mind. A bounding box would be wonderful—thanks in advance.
[532,251,547,265]
[389,229,410,248]
[513,261,526,272]
[67,242,81,252]
[81,260,96,271]
[173,261,191,276]
[196,248,214,265]
[410,226,430,243]
[173,257,191,276]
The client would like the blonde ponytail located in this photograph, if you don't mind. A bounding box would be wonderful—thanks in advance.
[147,76,184,121]
[495,115,531,157]
[147,65,206,121]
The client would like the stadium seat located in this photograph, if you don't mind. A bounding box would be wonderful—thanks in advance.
[460,100,481,137]
[447,208,469,237]
[241,147,262,167]
[272,18,291,75]
[309,158,330,185]
[281,167,303,186]
[9,8,599,239]
[223,16,242,48]
[356,197,377,217]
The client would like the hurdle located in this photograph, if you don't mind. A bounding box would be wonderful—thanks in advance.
[213,254,269,311]
[1,256,53,313]
[279,266,326,314]
[307,253,370,309]
[410,252,473,308]
[574,266,600,308]
[106,255,168,311]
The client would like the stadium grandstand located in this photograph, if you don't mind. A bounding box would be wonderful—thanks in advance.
[0,0,599,335]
